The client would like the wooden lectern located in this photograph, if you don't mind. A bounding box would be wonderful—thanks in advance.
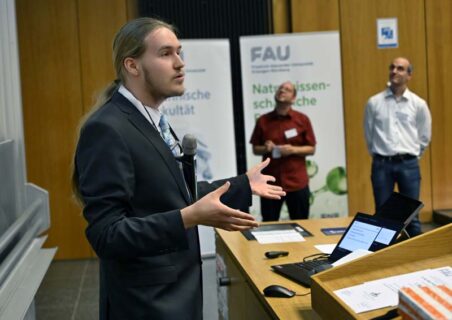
[311,223,452,319]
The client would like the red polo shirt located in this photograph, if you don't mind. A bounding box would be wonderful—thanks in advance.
[249,108,316,192]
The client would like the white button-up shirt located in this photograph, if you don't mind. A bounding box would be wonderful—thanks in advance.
[364,88,432,157]
[118,85,182,157]
[118,85,163,134]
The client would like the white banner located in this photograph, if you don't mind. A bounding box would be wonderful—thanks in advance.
[240,32,348,219]
[160,39,236,256]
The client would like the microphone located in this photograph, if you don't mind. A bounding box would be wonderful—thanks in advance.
[181,134,197,202]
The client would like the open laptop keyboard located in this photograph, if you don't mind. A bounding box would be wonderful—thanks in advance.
[272,258,333,288]
[294,259,330,272]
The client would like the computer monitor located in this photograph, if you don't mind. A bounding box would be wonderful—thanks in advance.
[329,212,405,262]
[374,192,424,229]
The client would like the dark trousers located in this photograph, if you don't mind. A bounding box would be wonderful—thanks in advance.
[371,156,422,236]
[261,186,310,221]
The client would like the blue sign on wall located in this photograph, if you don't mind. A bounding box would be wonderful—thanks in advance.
[377,18,398,49]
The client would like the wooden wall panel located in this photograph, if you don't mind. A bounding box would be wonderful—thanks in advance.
[126,0,138,19]
[16,0,91,258]
[291,0,339,32]
[75,0,129,258]
[426,0,452,210]
[17,0,130,259]
[272,0,290,33]
[339,0,432,219]
[77,0,128,114]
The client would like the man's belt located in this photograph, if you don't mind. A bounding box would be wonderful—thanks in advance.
[373,154,417,161]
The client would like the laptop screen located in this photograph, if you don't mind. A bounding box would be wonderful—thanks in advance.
[329,212,404,262]
[374,192,424,227]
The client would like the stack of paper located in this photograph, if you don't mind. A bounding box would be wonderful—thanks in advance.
[398,284,452,320]
[333,266,452,314]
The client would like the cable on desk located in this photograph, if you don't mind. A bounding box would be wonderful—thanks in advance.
[295,290,311,297]
[302,253,330,262]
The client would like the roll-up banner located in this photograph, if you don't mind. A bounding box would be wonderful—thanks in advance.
[160,39,236,256]
[240,32,348,219]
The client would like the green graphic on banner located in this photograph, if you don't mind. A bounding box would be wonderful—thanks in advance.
[309,163,348,206]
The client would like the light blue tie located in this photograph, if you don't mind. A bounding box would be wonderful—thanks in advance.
[158,114,177,155]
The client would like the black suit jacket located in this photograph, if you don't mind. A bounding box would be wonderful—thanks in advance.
[74,91,251,319]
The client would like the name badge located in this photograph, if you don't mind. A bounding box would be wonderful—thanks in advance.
[284,128,297,139]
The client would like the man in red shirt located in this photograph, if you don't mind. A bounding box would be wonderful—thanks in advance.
[250,81,316,221]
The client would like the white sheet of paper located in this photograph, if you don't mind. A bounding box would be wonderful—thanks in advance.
[334,282,395,313]
[368,267,452,294]
[423,266,452,285]
[332,249,372,267]
[334,266,452,314]
[314,244,337,254]
[251,229,305,244]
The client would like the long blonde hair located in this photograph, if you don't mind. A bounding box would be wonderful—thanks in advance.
[72,18,176,205]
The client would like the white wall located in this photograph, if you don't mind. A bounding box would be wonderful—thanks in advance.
[0,0,27,214]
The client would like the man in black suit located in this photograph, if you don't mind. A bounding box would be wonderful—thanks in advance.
[72,18,285,319]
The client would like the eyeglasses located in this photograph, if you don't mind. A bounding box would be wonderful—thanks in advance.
[389,64,406,72]
[278,86,294,93]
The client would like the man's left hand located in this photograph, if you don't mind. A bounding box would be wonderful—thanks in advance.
[246,158,286,199]
[279,144,294,157]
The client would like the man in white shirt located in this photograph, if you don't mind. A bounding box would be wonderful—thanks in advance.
[364,57,432,237]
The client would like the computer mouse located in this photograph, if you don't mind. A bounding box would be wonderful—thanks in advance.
[263,285,296,298]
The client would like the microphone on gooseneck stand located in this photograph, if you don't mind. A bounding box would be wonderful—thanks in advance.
[181,134,198,203]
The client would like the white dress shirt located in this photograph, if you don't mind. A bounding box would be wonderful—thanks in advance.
[118,85,182,157]
[364,87,432,157]
[118,85,163,134]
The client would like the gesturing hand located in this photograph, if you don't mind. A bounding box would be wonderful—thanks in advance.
[246,158,286,199]
[246,158,286,200]
[181,182,259,231]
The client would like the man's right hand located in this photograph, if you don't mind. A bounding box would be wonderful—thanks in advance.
[264,140,275,153]
[180,182,259,231]
[252,140,275,155]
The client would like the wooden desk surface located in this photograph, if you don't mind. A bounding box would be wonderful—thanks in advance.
[216,217,353,320]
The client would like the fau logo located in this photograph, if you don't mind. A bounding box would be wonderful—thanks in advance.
[251,46,290,62]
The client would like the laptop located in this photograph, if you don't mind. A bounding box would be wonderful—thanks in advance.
[271,213,405,287]
[374,192,424,231]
